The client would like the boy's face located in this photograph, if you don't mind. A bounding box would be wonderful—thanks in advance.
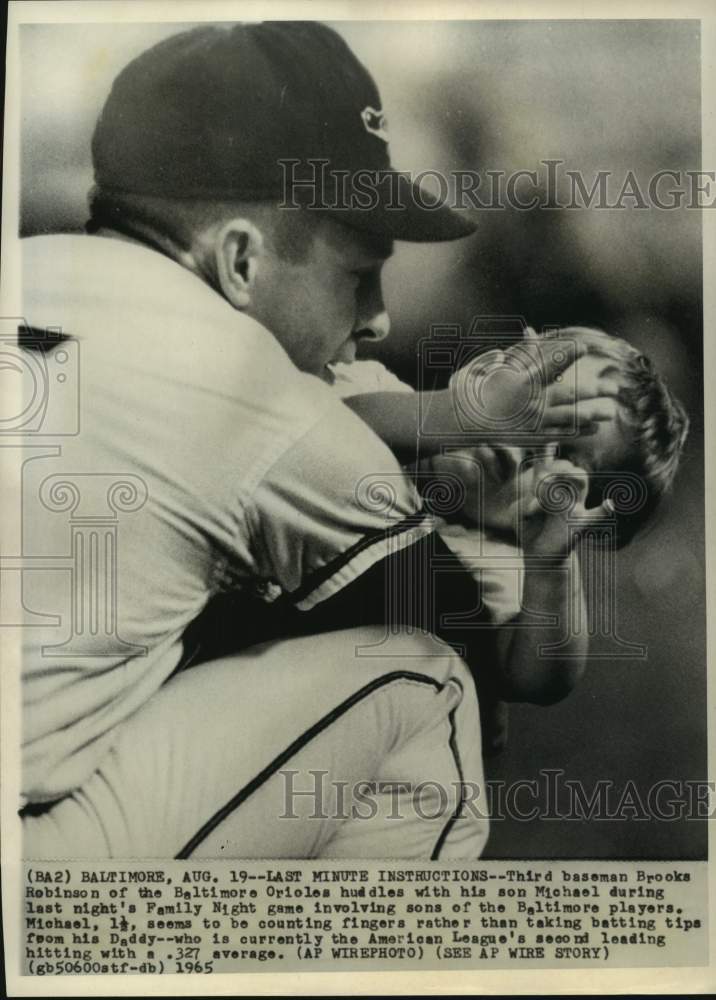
[459,353,631,534]
[477,420,630,534]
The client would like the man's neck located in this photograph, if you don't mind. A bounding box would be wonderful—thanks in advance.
[91,222,204,284]
[92,226,144,246]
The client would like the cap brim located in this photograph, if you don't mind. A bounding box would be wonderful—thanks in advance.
[319,171,476,243]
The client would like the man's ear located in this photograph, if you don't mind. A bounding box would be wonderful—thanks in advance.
[214,219,264,309]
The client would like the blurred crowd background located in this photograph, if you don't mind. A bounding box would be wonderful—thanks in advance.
[20,19,705,859]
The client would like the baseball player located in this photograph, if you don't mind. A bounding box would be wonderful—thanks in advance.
[19,22,611,859]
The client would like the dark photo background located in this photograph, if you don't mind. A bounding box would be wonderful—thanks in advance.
[20,20,706,859]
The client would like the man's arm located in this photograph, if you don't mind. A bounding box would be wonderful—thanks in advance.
[188,530,502,693]
[343,340,617,457]
[235,375,596,707]
[268,530,503,688]
[278,526,590,709]
[190,504,585,708]
[344,388,464,456]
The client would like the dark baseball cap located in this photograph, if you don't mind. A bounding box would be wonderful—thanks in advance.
[91,21,476,242]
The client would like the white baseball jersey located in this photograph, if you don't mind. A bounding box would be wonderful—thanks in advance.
[19,235,435,805]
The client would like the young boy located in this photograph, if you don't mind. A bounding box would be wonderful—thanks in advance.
[329,326,689,749]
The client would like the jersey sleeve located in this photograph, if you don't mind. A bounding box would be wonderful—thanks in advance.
[248,390,435,611]
[328,359,415,398]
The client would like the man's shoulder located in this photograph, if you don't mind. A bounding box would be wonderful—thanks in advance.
[21,233,346,444]
[23,232,183,287]
[24,233,226,317]
[22,232,286,365]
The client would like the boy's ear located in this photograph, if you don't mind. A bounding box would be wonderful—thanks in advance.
[214,219,264,310]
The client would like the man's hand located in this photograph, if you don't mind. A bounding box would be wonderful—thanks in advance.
[449,331,620,439]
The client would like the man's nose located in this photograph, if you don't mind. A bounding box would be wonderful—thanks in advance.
[355,309,391,343]
[354,276,391,342]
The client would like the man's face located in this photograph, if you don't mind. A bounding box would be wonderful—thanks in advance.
[248,215,393,378]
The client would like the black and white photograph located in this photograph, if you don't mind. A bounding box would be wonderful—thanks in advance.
[1,0,713,994]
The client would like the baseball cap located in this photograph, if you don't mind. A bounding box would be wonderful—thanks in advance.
[92,21,476,242]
